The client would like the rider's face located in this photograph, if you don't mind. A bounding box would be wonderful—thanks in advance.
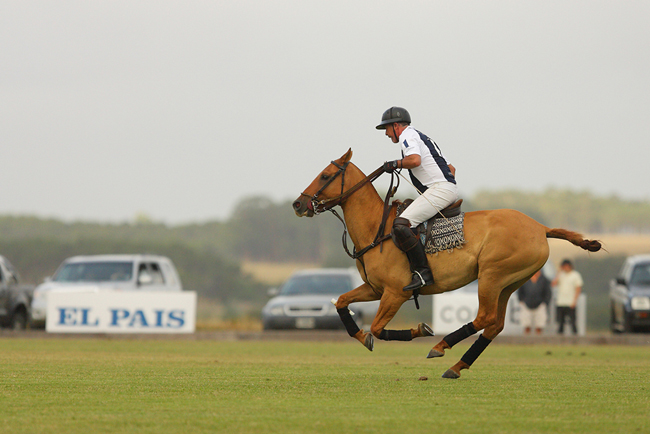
[385,124,399,143]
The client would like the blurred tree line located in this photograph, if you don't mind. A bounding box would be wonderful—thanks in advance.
[1,188,648,325]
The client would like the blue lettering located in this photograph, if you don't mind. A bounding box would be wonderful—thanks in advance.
[80,308,99,326]
[167,310,185,328]
[128,310,149,328]
[155,310,164,327]
[58,308,77,325]
[110,309,130,326]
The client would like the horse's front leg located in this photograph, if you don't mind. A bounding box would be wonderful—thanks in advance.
[370,291,434,344]
[335,283,380,351]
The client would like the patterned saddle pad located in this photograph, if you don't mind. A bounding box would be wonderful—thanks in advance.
[418,212,466,254]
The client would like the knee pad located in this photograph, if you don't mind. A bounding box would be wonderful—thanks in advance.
[392,217,418,251]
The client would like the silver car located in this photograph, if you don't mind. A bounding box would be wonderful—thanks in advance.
[262,268,379,330]
[610,254,650,333]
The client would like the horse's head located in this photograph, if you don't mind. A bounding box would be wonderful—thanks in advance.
[293,148,354,217]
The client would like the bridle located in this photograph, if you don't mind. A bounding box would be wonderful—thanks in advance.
[300,160,355,215]
[299,161,399,260]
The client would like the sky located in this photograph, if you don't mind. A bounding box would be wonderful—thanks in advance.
[1,1,649,224]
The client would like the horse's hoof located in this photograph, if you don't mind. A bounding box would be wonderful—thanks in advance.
[441,369,461,379]
[427,348,444,358]
[418,323,435,337]
[364,333,374,352]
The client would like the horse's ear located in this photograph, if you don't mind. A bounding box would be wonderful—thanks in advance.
[339,148,353,163]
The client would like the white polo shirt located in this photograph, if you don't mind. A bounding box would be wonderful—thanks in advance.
[398,126,456,190]
[555,270,584,307]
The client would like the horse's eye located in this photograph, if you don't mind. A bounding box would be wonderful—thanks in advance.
[321,174,330,181]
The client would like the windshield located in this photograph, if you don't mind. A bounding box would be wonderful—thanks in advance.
[630,263,650,286]
[280,274,351,296]
[53,261,134,283]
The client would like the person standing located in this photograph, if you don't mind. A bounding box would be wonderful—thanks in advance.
[553,259,584,335]
[376,106,458,292]
[517,270,552,335]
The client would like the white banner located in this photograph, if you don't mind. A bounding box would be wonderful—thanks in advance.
[432,290,586,336]
[46,290,196,334]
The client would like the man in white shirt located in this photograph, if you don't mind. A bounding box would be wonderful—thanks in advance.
[376,106,459,292]
[552,259,584,335]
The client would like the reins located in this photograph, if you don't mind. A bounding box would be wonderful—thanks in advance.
[300,162,397,261]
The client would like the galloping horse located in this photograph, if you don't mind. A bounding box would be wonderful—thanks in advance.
[293,149,602,379]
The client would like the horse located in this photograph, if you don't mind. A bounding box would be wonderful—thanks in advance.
[292,149,602,379]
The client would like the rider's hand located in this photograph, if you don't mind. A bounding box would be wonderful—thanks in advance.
[383,160,400,172]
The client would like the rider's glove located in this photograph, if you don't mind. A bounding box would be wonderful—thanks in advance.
[383,160,400,173]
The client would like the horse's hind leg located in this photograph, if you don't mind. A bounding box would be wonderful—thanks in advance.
[427,280,500,358]
[442,281,523,379]
[335,283,380,351]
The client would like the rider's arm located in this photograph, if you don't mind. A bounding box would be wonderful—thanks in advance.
[400,154,421,169]
[448,164,456,177]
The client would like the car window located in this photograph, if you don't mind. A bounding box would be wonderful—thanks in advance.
[149,262,165,284]
[280,274,352,296]
[160,262,177,286]
[630,263,650,286]
[54,262,134,282]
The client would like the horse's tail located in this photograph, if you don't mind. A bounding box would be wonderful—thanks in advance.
[546,228,602,252]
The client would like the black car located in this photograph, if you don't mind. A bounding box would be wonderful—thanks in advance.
[610,255,650,333]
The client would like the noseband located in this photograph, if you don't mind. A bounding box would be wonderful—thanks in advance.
[300,160,351,214]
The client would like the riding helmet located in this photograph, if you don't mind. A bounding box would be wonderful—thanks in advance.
[376,106,411,130]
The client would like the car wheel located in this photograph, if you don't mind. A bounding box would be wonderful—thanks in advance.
[610,304,622,334]
[10,310,28,330]
[623,313,634,334]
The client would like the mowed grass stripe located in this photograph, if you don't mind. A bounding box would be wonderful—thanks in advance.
[0,338,648,434]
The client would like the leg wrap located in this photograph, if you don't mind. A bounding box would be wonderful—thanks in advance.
[460,334,492,367]
[378,329,413,341]
[443,322,477,348]
[391,217,419,252]
[337,308,361,338]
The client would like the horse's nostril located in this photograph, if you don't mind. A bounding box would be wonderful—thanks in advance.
[293,200,301,210]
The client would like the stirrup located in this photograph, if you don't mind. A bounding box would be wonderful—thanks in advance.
[403,270,433,292]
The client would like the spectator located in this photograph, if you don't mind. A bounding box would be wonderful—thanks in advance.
[517,270,552,335]
[552,259,584,335]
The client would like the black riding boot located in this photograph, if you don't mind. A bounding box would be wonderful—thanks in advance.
[403,240,434,291]
[392,217,435,292]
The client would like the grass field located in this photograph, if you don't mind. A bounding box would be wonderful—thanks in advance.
[1,337,648,434]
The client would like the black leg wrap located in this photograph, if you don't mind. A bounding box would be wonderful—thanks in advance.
[378,329,413,341]
[443,322,477,348]
[337,308,361,337]
[460,334,492,367]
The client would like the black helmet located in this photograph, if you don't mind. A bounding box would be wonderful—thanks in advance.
[376,106,411,130]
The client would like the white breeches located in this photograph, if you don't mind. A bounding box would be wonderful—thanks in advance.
[399,181,459,228]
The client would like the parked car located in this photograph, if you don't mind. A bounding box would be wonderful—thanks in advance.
[31,254,182,327]
[610,254,650,333]
[262,268,379,330]
[0,255,34,329]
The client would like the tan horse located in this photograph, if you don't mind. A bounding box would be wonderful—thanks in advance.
[293,149,602,378]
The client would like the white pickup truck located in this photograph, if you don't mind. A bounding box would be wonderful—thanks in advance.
[31,254,182,327]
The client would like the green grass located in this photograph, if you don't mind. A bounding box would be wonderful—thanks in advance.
[0,337,648,434]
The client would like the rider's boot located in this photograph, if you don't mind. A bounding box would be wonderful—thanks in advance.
[391,217,435,292]
[403,239,434,291]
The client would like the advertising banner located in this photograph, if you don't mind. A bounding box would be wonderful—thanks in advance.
[46,290,196,334]
[432,289,586,336]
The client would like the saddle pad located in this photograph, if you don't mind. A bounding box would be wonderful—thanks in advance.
[419,212,466,254]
